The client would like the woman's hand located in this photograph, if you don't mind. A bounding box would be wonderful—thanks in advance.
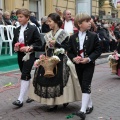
[49,40,56,47]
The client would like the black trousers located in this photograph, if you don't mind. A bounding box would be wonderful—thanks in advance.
[75,63,95,94]
[17,52,35,81]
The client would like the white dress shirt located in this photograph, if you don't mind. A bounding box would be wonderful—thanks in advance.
[64,20,74,34]
[18,24,27,43]
[78,31,86,58]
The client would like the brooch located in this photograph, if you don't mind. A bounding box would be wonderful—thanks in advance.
[76,37,79,43]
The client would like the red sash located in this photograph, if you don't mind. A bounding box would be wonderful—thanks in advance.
[79,49,83,57]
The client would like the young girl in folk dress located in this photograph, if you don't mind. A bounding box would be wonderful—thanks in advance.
[28,13,82,111]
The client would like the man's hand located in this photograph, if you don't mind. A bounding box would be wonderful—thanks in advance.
[73,56,82,64]
[26,46,33,52]
[79,58,89,64]
[14,46,19,52]
[20,46,30,52]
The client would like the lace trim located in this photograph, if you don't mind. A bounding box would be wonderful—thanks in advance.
[33,55,70,98]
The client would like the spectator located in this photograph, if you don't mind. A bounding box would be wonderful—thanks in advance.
[10,10,17,22]
[30,12,40,27]
[97,23,110,52]
[3,11,12,25]
[107,24,117,52]
[55,7,63,20]
[90,17,97,32]
[41,16,50,33]
[62,10,78,35]
[114,23,120,41]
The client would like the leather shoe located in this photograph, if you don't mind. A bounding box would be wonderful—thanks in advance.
[73,111,86,120]
[26,98,34,103]
[86,106,93,114]
[63,103,69,108]
[12,100,23,107]
[47,105,58,112]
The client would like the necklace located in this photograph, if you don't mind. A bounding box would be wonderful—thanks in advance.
[52,29,59,37]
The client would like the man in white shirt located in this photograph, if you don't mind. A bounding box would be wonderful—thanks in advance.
[61,10,78,35]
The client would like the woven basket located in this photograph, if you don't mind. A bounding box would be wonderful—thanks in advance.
[40,46,60,78]
[40,57,60,78]
[110,59,118,74]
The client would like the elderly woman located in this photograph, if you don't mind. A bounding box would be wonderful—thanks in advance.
[3,11,12,25]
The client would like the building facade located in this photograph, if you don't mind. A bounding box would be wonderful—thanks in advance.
[46,0,99,16]
[2,0,120,20]
[0,0,99,19]
[0,0,4,10]
[0,0,45,20]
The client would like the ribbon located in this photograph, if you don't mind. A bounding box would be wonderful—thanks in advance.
[65,114,75,119]
[22,52,32,61]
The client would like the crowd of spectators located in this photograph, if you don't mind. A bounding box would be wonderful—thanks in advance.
[0,8,120,53]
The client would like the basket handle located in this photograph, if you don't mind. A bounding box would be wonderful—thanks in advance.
[45,45,48,57]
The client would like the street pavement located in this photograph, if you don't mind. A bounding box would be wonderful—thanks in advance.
[0,57,120,120]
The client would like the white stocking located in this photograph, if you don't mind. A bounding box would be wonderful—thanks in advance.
[80,93,90,113]
[18,80,30,103]
[87,94,93,108]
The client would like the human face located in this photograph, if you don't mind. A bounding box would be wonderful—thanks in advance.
[64,10,71,21]
[5,14,10,19]
[17,14,29,25]
[47,17,57,30]
[78,20,91,31]
[12,12,16,16]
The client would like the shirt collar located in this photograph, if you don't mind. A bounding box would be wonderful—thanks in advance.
[21,23,28,28]
[65,20,72,23]
[79,31,86,36]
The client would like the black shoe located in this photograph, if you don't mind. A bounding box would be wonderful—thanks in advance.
[47,105,58,112]
[86,106,93,114]
[63,103,69,108]
[12,100,23,107]
[74,111,86,120]
[26,98,34,103]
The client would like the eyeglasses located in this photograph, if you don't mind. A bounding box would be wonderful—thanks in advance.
[12,13,16,14]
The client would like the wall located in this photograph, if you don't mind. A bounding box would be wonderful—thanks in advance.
[4,0,29,12]
[0,0,4,10]
[92,0,99,15]
[45,0,75,16]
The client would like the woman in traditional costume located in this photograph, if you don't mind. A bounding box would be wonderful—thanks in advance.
[28,13,81,111]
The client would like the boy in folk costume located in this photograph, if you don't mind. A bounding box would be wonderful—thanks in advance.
[12,9,41,107]
[67,13,101,119]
